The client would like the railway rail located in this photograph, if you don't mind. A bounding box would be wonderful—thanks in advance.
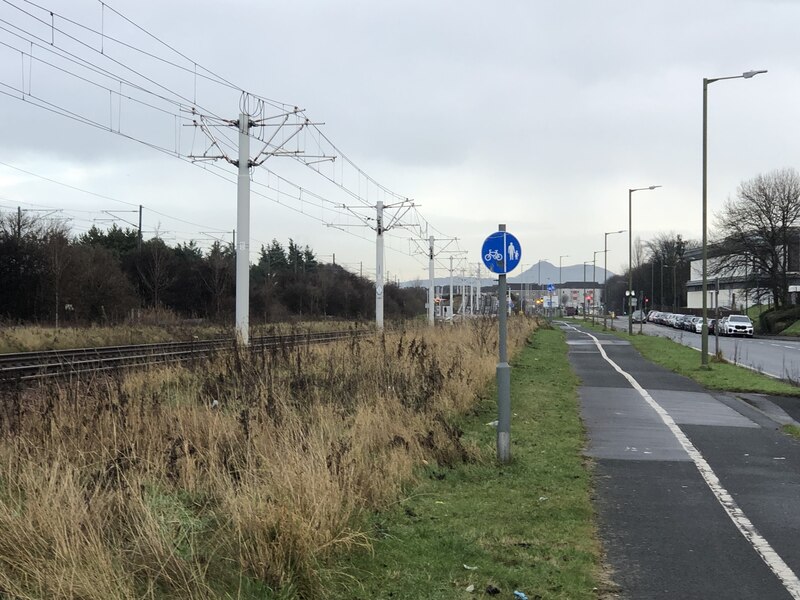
[0,329,365,382]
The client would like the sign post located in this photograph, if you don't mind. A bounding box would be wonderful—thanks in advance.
[481,225,521,464]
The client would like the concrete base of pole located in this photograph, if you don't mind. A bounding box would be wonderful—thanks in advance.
[497,361,511,463]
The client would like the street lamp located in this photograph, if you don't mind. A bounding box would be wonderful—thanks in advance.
[628,185,661,335]
[559,254,569,314]
[538,258,548,300]
[603,229,625,329]
[592,250,604,324]
[583,260,592,319]
[701,69,767,366]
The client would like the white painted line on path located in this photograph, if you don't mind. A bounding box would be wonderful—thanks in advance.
[564,323,800,598]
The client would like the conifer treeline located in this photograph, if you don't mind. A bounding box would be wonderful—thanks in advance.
[0,211,425,324]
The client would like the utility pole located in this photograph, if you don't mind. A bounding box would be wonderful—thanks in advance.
[449,255,454,322]
[477,264,482,314]
[460,267,466,316]
[376,200,385,329]
[137,205,143,249]
[427,234,435,326]
[192,100,317,345]
[235,112,251,344]
[411,235,460,326]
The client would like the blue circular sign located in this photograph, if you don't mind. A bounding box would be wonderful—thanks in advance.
[481,231,522,274]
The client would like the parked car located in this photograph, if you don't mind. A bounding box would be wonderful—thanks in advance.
[631,310,647,323]
[690,316,703,333]
[720,314,754,337]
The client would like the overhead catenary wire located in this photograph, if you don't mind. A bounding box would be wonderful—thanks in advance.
[0,0,459,274]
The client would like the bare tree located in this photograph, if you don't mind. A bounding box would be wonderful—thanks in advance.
[137,238,175,312]
[45,225,72,328]
[713,168,800,309]
[202,241,233,320]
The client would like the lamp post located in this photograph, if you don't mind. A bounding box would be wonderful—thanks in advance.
[603,229,625,329]
[538,259,548,306]
[701,69,767,366]
[559,254,569,314]
[583,260,592,319]
[628,185,661,335]
[592,250,604,325]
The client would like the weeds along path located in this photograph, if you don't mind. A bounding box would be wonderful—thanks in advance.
[0,317,536,599]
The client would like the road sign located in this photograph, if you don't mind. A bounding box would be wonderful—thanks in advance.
[547,283,555,293]
[481,231,522,274]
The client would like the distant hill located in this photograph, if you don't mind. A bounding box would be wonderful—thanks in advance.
[399,260,617,288]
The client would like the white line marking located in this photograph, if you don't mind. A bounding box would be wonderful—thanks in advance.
[565,323,800,597]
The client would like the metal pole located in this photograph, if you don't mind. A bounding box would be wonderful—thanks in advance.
[592,252,599,325]
[477,264,482,314]
[137,204,143,250]
[376,200,385,329]
[449,255,454,322]
[497,223,511,464]
[427,234,434,326]
[628,188,633,335]
[472,266,476,316]
[235,112,251,345]
[583,261,590,320]
[639,289,644,334]
[650,260,655,314]
[461,268,466,316]
[701,78,709,366]
[604,237,609,329]
[559,254,569,316]
[698,69,766,364]
[660,261,664,312]
[715,277,720,356]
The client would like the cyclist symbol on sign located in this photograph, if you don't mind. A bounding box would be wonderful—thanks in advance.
[507,240,519,262]
[484,249,503,262]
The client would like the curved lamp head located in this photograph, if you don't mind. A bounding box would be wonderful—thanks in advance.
[743,70,768,79]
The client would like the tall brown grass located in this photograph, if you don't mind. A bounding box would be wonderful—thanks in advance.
[0,320,367,353]
[0,317,535,598]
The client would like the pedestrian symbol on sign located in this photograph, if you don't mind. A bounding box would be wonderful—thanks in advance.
[508,240,519,262]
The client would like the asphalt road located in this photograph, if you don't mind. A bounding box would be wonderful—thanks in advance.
[607,316,800,381]
[561,320,800,599]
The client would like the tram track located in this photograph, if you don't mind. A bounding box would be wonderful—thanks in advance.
[0,329,366,382]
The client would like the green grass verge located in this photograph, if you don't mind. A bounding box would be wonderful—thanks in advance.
[781,424,800,439]
[327,327,600,599]
[570,318,800,397]
[779,320,800,337]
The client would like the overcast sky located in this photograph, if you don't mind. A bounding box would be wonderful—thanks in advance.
[0,0,796,282]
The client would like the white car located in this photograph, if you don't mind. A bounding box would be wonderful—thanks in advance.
[720,315,754,337]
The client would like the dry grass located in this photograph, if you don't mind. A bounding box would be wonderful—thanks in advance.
[0,319,369,354]
[0,317,535,599]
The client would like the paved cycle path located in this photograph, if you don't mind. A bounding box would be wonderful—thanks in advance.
[559,321,800,599]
